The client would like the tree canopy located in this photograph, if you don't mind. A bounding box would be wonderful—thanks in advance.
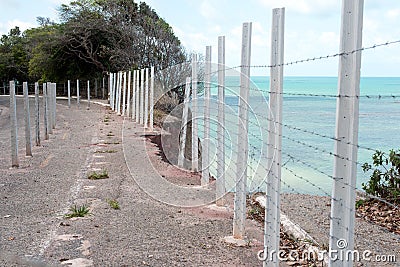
[0,0,187,83]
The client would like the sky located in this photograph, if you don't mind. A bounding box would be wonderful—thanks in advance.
[1,0,400,76]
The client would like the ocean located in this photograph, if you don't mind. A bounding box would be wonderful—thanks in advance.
[199,76,400,195]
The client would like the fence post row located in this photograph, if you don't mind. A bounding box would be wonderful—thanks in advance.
[329,1,364,267]
[191,54,199,172]
[264,8,285,267]
[233,22,252,240]
[216,36,226,207]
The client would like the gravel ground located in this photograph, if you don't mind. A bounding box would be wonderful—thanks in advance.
[0,97,266,266]
[281,194,400,266]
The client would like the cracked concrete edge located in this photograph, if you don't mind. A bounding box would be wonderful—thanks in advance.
[255,195,330,265]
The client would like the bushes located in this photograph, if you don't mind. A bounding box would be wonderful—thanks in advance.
[362,149,400,205]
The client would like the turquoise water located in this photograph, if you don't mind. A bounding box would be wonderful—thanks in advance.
[201,76,400,195]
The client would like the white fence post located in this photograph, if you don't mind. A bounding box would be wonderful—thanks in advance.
[191,54,199,172]
[140,69,145,125]
[43,83,49,140]
[23,82,32,157]
[202,46,211,185]
[132,70,137,121]
[233,22,252,240]
[10,81,19,167]
[136,70,140,123]
[109,74,113,109]
[122,72,127,116]
[127,71,132,118]
[329,1,364,267]
[117,72,122,115]
[217,36,226,206]
[77,79,80,107]
[178,77,191,168]
[67,80,71,108]
[265,8,285,267]
[47,82,53,134]
[149,66,154,131]
[35,82,40,146]
[87,80,91,110]
[144,68,149,128]
[52,83,56,129]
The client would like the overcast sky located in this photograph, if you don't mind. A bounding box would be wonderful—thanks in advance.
[1,0,400,76]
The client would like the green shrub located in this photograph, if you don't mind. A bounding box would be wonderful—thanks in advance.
[362,149,400,204]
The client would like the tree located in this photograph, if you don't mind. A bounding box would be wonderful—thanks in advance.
[0,27,29,83]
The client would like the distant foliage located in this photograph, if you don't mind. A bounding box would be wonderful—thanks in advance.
[362,149,400,204]
[0,0,187,83]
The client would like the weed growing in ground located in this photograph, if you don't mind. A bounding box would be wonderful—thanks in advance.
[107,199,120,210]
[88,170,109,180]
[65,204,90,218]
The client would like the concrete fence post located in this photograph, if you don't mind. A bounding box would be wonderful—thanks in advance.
[127,71,132,118]
[135,70,140,123]
[47,82,53,134]
[144,68,149,128]
[178,77,191,168]
[10,81,19,167]
[140,69,145,125]
[191,54,199,172]
[202,46,212,185]
[329,1,364,267]
[23,82,33,156]
[117,72,122,115]
[132,70,136,121]
[67,80,71,108]
[233,22,252,240]
[52,83,56,129]
[217,36,226,206]
[77,79,80,108]
[43,83,49,140]
[87,80,91,110]
[122,72,127,116]
[35,82,40,146]
[150,66,155,131]
[265,8,285,267]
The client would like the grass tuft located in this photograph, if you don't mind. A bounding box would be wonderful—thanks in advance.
[65,204,90,218]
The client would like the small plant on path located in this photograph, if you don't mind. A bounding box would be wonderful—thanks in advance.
[88,170,109,180]
[65,204,90,218]
[107,199,120,210]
